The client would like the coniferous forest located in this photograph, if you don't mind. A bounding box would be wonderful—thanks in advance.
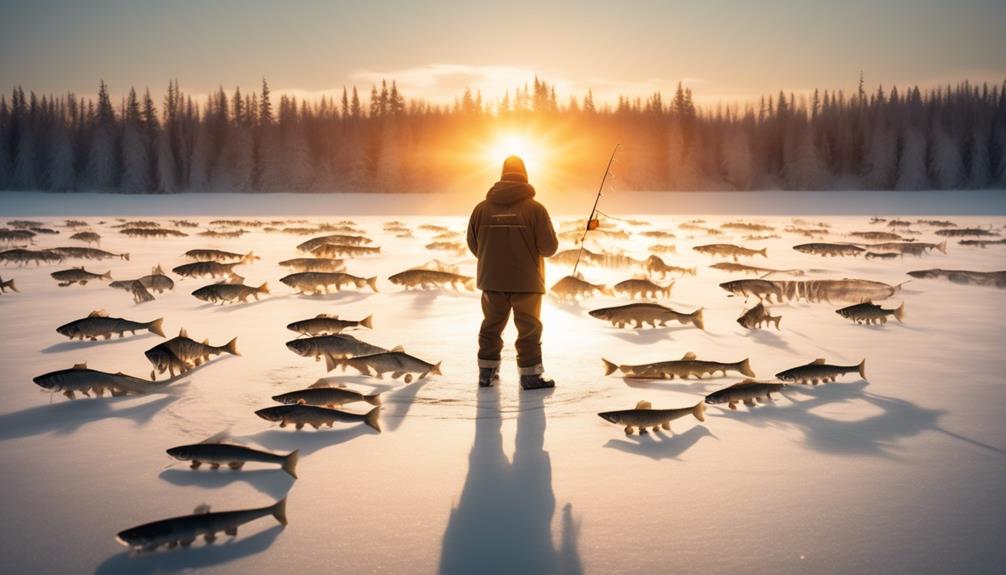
[0,77,1004,194]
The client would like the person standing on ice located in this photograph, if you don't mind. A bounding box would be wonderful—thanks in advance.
[467,155,559,390]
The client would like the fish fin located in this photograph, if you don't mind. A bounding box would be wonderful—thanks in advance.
[690,308,705,331]
[201,338,209,346]
[73,362,87,370]
[601,358,618,376]
[88,309,108,317]
[193,504,211,514]
[858,359,867,381]
[315,313,336,318]
[894,303,905,323]
[367,276,379,292]
[693,401,706,422]
[199,431,231,444]
[390,345,405,352]
[147,318,165,337]
[308,378,332,388]
[324,353,339,372]
[282,452,299,479]
[271,494,287,526]
[430,361,442,376]
[364,407,382,432]
[681,352,697,360]
[365,393,382,406]
[224,337,239,356]
[360,314,373,329]
[258,282,269,294]
[635,400,652,409]
[179,328,188,338]
[661,422,670,430]
[739,358,756,377]
[811,358,826,364]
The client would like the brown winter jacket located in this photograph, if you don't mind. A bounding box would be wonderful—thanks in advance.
[467,179,558,293]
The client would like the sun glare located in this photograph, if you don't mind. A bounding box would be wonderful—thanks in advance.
[487,133,545,177]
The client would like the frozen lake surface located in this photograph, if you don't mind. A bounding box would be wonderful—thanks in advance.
[0,191,1004,574]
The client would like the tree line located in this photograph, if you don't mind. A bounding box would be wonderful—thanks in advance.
[0,76,1004,193]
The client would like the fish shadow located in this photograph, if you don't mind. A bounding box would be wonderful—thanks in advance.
[745,329,791,350]
[40,332,160,354]
[382,378,431,432]
[620,377,725,392]
[718,381,950,457]
[608,325,696,345]
[603,425,715,460]
[93,524,284,575]
[213,295,289,313]
[294,291,373,304]
[158,468,294,500]
[0,395,176,442]
[241,425,373,458]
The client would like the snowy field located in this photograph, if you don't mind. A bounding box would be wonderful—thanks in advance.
[1,191,1005,575]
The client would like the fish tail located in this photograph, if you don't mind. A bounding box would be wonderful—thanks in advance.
[271,496,289,525]
[936,240,947,254]
[364,393,382,406]
[690,308,705,331]
[360,314,374,329]
[430,361,443,376]
[692,401,706,422]
[7,279,17,292]
[258,282,269,294]
[121,253,130,261]
[101,270,113,280]
[147,318,166,337]
[739,358,756,378]
[282,450,299,479]
[366,277,379,292]
[364,407,382,433]
[602,358,618,376]
[858,359,867,381]
[224,337,240,356]
[893,303,905,323]
[758,248,767,257]
[243,251,257,263]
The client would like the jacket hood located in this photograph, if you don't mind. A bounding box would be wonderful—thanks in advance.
[487,180,535,205]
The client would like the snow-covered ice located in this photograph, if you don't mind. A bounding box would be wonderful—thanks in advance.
[0,191,1004,575]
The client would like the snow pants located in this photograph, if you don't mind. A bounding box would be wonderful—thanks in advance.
[477,291,544,374]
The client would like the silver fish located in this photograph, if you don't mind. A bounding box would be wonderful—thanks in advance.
[598,400,706,435]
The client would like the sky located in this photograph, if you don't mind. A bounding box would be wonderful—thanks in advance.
[1,0,1004,107]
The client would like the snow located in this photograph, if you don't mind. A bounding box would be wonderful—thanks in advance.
[1,191,1005,575]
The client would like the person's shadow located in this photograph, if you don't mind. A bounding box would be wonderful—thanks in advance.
[438,389,582,575]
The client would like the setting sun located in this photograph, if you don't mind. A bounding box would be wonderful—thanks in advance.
[487,133,546,177]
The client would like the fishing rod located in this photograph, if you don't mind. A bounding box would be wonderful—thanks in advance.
[572,144,620,277]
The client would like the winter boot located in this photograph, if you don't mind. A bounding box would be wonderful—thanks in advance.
[520,373,555,391]
[478,367,499,388]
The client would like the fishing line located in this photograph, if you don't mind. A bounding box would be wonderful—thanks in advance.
[572,144,620,277]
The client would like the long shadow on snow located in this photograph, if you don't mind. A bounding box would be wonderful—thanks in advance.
[0,394,176,442]
[242,425,373,458]
[708,380,948,457]
[41,332,160,354]
[381,378,431,432]
[607,324,706,345]
[604,425,716,460]
[438,389,583,575]
[94,524,284,575]
[159,468,294,500]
